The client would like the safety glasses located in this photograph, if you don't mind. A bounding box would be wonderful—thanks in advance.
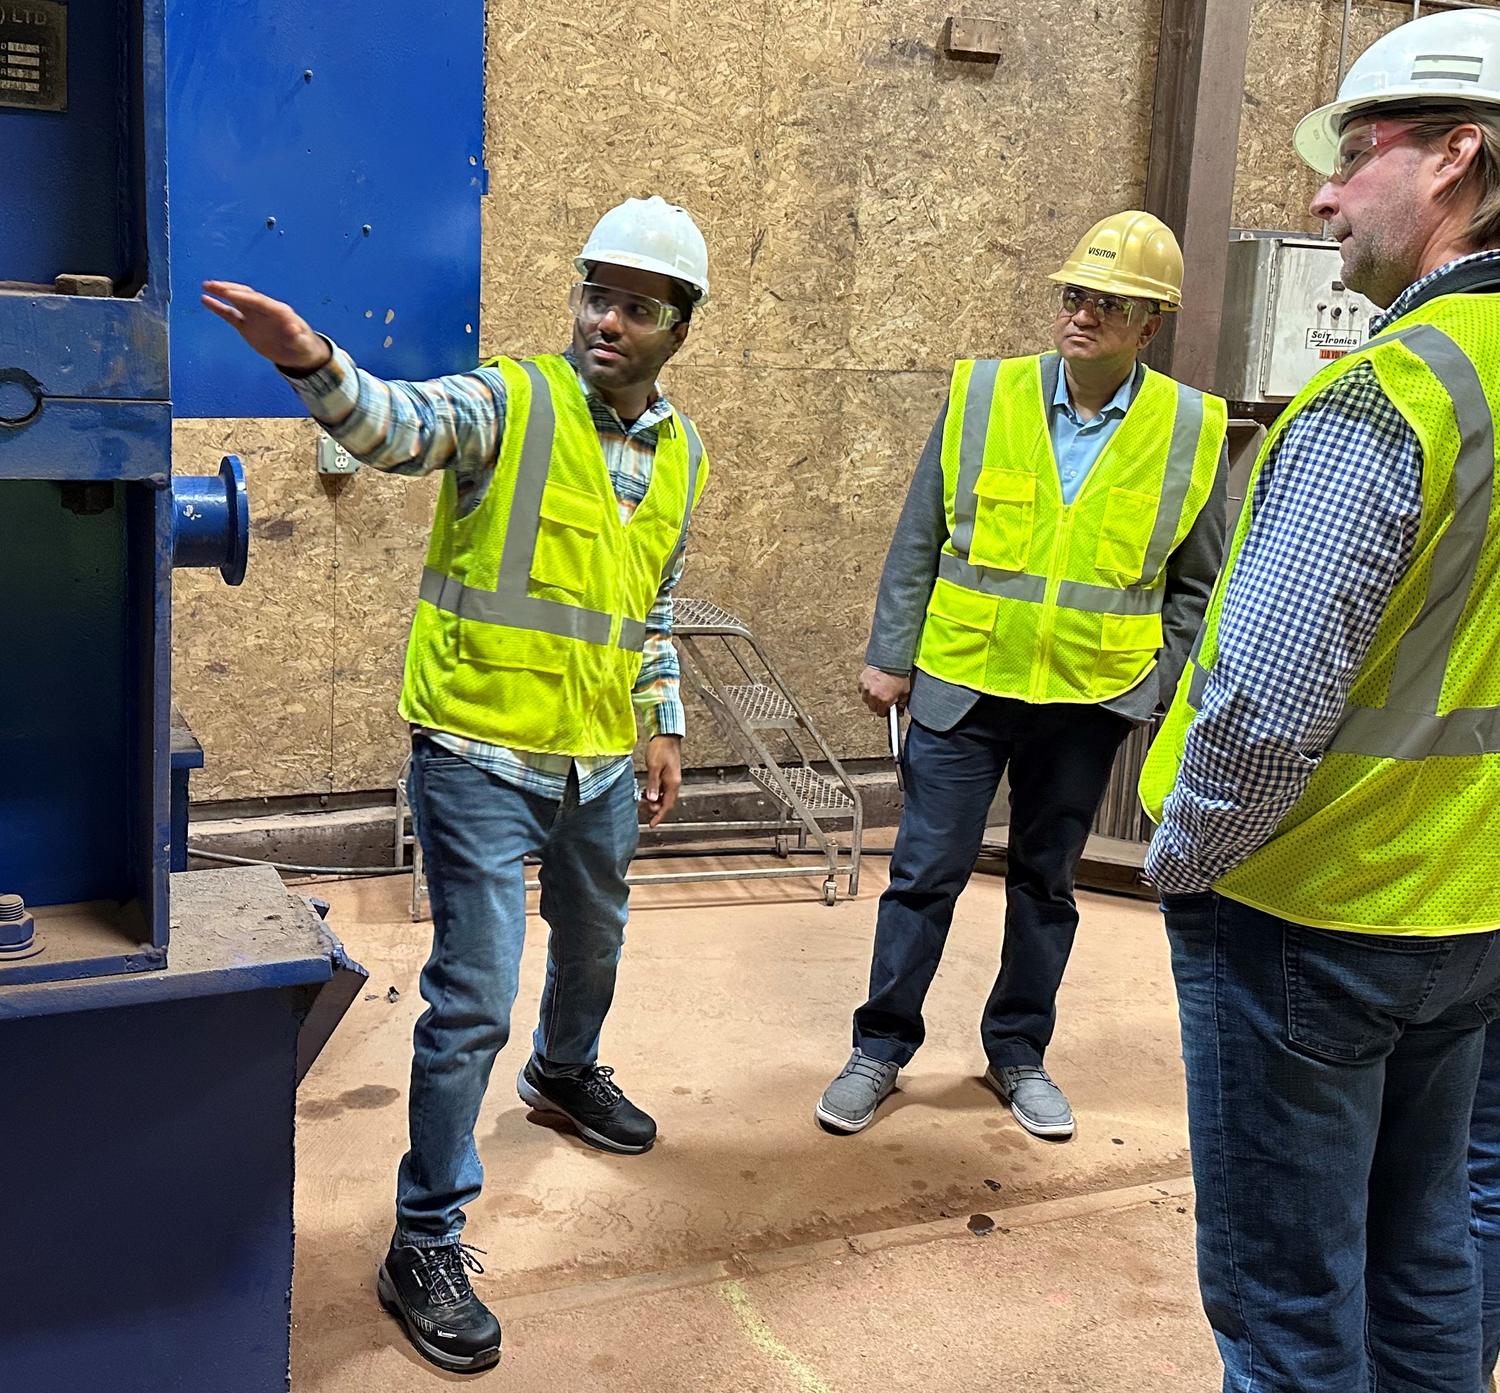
[1057,285,1150,327]
[569,282,682,335]
[1331,120,1421,186]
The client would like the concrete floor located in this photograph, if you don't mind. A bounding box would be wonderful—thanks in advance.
[291,854,1214,1390]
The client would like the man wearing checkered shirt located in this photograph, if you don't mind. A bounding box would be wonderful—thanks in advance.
[1142,12,1500,1387]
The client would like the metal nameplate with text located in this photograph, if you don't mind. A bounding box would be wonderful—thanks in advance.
[0,1,66,112]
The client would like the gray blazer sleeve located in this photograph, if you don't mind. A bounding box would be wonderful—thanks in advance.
[1104,440,1229,723]
[864,406,949,674]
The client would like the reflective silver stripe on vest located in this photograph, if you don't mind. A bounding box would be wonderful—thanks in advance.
[1056,579,1163,616]
[938,552,1045,603]
[669,415,705,579]
[1139,383,1207,582]
[420,566,612,644]
[618,617,648,652]
[1332,704,1500,758]
[1186,619,1210,705]
[419,359,643,652]
[951,358,1000,557]
[1327,323,1498,759]
[938,553,1164,615]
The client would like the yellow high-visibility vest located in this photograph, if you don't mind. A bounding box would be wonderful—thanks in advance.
[1140,293,1500,934]
[399,354,708,756]
[916,354,1226,703]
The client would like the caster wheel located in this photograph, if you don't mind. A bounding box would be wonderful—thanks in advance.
[774,835,792,859]
[822,878,838,906]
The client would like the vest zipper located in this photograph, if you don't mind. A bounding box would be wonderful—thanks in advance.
[1031,508,1073,702]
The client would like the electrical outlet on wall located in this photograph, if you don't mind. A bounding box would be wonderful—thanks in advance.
[316,433,358,475]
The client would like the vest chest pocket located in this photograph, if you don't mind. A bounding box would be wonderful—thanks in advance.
[1095,487,1157,582]
[969,469,1036,571]
[532,481,604,596]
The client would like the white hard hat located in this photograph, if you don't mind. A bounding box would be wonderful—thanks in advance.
[1296,8,1500,174]
[574,196,711,309]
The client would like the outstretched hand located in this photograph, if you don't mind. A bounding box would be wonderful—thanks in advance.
[201,281,331,375]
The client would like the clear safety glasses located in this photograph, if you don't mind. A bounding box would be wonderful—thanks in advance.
[1330,120,1420,186]
[568,282,682,335]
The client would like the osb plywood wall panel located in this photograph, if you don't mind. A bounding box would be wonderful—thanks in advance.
[479,0,1161,772]
[172,419,441,800]
[329,468,443,790]
[173,419,337,800]
[1234,0,1409,233]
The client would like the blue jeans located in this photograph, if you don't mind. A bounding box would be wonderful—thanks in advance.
[395,736,640,1244]
[854,697,1130,1069]
[1165,891,1500,1392]
[1471,1018,1500,1382]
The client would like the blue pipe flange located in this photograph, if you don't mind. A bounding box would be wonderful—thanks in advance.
[171,454,250,585]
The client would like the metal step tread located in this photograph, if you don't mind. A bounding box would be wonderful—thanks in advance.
[674,597,749,633]
[723,682,797,725]
[749,764,856,814]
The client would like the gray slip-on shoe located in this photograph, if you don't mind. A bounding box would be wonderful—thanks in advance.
[984,1063,1075,1139]
[816,1049,900,1133]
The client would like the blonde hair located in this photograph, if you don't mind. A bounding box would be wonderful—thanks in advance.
[1381,105,1500,248]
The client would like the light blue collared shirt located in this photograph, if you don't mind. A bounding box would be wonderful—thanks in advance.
[1048,362,1137,504]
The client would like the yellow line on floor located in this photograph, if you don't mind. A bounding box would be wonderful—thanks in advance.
[721,1280,836,1393]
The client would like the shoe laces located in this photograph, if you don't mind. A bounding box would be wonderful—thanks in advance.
[416,1242,486,1307]
[843,1053,893,1084]
[582,1065,624,1109]
[1004,1065,1054,1087]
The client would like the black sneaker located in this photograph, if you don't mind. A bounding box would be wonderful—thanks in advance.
[377,1236,502,1374]
[516,1057,657,1154]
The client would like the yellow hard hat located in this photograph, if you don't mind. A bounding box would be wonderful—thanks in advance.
[1048,211,1184,311]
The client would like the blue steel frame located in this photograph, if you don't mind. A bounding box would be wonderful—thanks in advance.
[0,0,175,983]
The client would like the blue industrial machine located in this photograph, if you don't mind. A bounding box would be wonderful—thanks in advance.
[0,1,379,1387]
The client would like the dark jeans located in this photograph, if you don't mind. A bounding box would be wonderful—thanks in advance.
[1471,1017,1500,1383]
[395,736,640,1244]
[1165,891,1500,1393]
[853,696,1130,1070]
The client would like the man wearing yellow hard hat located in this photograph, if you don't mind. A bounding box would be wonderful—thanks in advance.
[816,211,1227,1140]
[1139,7,1500,1387]
[204,195,712,1373]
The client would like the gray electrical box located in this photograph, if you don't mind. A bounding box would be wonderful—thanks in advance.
[1216,231,1377,404]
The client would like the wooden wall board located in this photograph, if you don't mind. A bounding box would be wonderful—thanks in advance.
[839,0,1159,372]
[479,0,763,367]
[1233,0,1407,233]
[171,418,336,801]
[330,468,442,792]
[666,362,949,766]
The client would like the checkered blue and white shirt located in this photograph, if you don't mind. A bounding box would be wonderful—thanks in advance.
[283,343,690,803]
[1147,250,1500,894]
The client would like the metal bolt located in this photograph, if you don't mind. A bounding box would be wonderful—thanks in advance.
[0,894,25,922]
[266,216,277,229]
[361,224,372,236]
[303,69,314,82]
